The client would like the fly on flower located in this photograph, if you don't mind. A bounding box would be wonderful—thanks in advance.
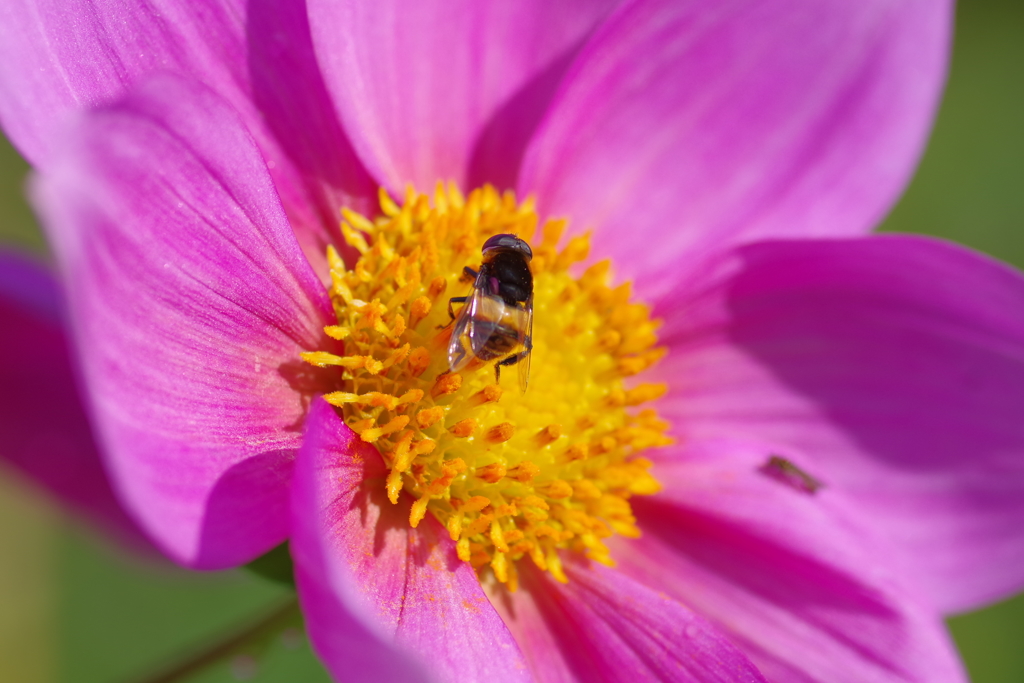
[446,233,534,392]
[5,0,1001,681]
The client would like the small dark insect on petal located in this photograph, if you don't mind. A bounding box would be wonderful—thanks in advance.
[759,455,824,495]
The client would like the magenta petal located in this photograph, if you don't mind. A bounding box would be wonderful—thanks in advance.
[32,74,335,568]
[494,560,766,683]
[0,0,374,275]
[657,234,1024,613]
[0,0,251,166]
[0,251,152,549]
[519,0,951,301]
[0,250,62,323]
[308,0,619,192]
[292,399,530,682]
[616,439,966,683]
[291,413,429,683]
[294,570,430,683]
[245,0,378,272]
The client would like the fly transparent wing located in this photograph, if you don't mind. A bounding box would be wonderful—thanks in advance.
[517,295,533,393]
[447,288,497,372]
[468,292,506,356]
[447,296,473,372]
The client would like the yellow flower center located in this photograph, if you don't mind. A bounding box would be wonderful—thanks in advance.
[302,183,671,591]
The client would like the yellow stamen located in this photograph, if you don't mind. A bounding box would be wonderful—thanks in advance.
[485,423,515,444]
[449,418,477,438]
[303,184,671,589]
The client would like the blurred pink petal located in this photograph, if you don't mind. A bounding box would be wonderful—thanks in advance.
[0,0,245,167]
[0,251,152,549]
[656,235,1024,612]
[0,0,376,275]
[32,73,335,568]
[520,0,951,301]
[308,0,619,192]
[617,439,966,682]
[495,557,767,682]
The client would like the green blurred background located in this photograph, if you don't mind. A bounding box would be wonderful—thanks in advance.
[1,1,1022,681]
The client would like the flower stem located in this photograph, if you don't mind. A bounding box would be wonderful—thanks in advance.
[129,598,302,683]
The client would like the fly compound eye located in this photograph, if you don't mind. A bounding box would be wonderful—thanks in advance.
[482,234,532,261]
[517,239,533,261]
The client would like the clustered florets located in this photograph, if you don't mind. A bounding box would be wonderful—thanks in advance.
[302,184,671,590]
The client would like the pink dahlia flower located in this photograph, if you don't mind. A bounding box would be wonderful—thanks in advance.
[2,1,1023,682]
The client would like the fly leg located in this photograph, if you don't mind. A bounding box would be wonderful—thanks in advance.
[446,296,468,321]
[443,268,477,326]
[461,266,478,282]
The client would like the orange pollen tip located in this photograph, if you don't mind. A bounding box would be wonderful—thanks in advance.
[431,372,462,397]
[303,183,671,590]
[409,296,432,326]
[471,384,503,406]
[564,444,589,462]
[507,461,541,483]
[542,480,574,499]
[534,424,562,446]
[408,347,431,376]
[475,462,506,483]
[449,418,477,438]
[460,496,491,514]
[415,406,446,429]
[427,276,447,301]
[485,422,516,444]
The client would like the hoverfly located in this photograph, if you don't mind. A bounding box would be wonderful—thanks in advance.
[447,234,534,392]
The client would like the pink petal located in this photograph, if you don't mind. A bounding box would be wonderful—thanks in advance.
[0,251,152,550]
[32,74,335,568]
[492,559,766,682]
[291,399,530,683]
[0,0,243,166]
[0,0,375,275]
[292,412,429,683]
[519,0,951,301]
[657,235,1024,613]
[615,438,967,683]
[294,565,430,683]
[307,0,619,192]
[245,0,379,270]
[0,250,62,323]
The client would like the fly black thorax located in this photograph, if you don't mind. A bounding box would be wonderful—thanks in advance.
[479,250,533,306]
